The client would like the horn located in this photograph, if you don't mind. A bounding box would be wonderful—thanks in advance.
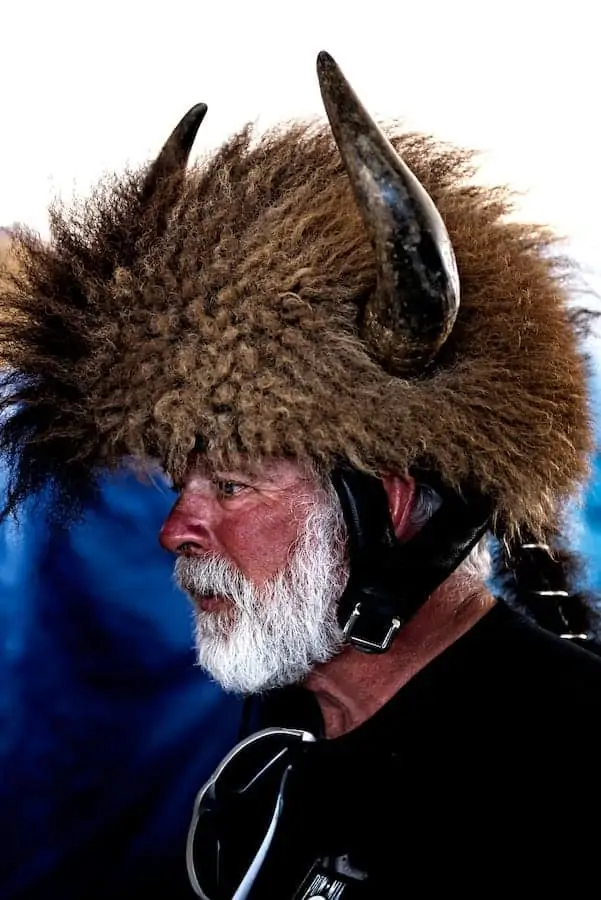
[316,51,459,374]
[142,102,207,198]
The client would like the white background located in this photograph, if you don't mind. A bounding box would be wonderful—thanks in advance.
[1,0,599,315]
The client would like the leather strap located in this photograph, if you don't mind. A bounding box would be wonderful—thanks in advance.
[331,468,492,653]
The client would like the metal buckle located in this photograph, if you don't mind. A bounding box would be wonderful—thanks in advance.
[559,632,591,641]
[342,601,401,653]
[530,590,592,642]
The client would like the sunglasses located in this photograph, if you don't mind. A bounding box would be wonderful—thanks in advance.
[186,727,317,899]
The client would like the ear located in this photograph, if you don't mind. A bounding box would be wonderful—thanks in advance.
[380,473,416,540]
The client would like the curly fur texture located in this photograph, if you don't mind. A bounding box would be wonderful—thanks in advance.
[0,122,594,531]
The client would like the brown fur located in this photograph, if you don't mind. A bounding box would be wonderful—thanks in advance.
[0,234,23,341]
[0,122,593,533]
[0,231,17,287]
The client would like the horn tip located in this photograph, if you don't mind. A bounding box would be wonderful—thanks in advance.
[316,51,351,109]
[176,103,208,150]
[316,50,337,74]
[188,102,208,123]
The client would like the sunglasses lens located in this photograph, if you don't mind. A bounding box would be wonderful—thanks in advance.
[214,729,297,798]
[188,728,315,899]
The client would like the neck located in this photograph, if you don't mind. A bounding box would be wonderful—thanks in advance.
[304,574,495,739]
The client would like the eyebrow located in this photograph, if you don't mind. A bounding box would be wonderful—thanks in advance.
[212,471,262,485]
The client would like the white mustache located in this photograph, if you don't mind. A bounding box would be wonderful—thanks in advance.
[174,553,263,609]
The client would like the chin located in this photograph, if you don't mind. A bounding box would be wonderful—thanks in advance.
[195,644,314,696]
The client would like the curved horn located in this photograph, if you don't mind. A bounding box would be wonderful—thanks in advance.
[142,102,207,198]
[316,51,459,374]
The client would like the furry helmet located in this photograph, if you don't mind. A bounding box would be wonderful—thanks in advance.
[0,53,594,543]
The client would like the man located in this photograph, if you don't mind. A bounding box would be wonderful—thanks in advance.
[1,52,600,897]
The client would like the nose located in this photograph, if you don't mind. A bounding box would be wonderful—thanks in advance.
[159,497,215,556]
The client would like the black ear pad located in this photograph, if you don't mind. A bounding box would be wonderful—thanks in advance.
[330,468,492,652]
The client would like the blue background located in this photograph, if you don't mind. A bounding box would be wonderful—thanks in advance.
[0,470,242,899]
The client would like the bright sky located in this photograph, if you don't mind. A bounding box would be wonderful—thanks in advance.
[2,0,599,308]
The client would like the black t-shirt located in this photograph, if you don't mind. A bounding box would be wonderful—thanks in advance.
[196,602,601,898]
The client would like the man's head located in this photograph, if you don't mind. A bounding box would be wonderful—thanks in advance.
[160,460,348,692]
[159,458,489,692]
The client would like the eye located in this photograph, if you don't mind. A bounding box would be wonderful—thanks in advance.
[215,480,247,499]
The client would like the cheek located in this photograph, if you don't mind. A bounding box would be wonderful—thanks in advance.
[219,504,305,584]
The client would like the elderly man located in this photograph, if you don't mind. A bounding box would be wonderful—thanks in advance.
[1,52,600,897]
[160,461,494,716]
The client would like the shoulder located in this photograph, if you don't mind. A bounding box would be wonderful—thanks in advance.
[459,600,601,711]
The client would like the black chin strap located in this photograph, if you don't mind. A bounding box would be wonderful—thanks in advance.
[331,468,493,654]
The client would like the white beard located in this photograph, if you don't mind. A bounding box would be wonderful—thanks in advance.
[174,486,348,694]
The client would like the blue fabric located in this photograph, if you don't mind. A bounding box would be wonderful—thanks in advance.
[0,468,242,899]
[580,450,601,589]
[576,369,601,591]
